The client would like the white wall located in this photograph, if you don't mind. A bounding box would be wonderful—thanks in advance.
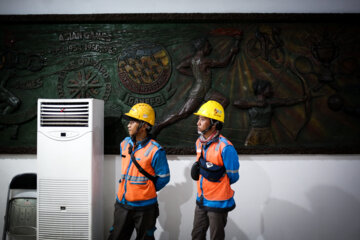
[1,154,360,239]
[0,0,360,14]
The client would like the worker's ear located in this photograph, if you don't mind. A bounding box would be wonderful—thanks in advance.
[140,122,151,132]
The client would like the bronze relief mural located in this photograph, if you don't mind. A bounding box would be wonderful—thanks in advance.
[0,15,359,154]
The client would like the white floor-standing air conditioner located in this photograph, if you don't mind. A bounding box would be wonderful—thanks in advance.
[37,98,104,240]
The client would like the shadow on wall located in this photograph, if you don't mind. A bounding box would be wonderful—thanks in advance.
[260,186,360,240]
[235,159,272,240]
[103,156,117,238]
[157,163,249,240]
[260,198,316,240]
[307,185,360,240]
[157,165,193,240]
[226,218,250,240]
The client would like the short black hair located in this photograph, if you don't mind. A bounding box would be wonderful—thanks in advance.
[210,119,223,131]
[215,121,223,131]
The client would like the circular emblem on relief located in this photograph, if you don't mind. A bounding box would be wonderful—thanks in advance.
[57,64,111,101]
[117,42,171,94]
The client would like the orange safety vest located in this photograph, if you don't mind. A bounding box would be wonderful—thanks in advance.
[117,138,159,202]
[196,135,234,201]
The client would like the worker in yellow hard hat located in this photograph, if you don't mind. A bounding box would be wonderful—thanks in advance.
[193,100,225,135]
[108,102,170,240]
[191,100,240,240]
[123,102,156,140]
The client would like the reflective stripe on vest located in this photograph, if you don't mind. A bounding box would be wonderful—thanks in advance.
[117,138,159,202]
[196,135,234,201]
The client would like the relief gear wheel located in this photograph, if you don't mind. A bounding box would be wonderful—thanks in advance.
[194,100,225,123]
[124,103,155,126]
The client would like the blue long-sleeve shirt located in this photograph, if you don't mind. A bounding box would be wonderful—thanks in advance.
[151,148,170,191]
[221,145,240,184]
[197,135,240,211]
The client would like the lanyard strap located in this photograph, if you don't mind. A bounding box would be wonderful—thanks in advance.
[128,145,157,184]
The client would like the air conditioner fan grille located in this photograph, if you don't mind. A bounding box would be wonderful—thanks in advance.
[40,102,89,127]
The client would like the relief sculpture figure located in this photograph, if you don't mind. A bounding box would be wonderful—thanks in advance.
[233,79,307,146]
[0,69,21,139]
[152,35,240,137]
[1,42,21,116]
[0,70,20,116]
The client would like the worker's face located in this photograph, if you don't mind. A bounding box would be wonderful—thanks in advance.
[128,120,139,136]
[197,116,211,133]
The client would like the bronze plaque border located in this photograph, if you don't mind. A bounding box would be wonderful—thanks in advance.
[0,13,359,155]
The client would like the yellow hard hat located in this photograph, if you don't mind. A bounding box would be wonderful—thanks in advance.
[194,100,225,123]
[124,103,155,126]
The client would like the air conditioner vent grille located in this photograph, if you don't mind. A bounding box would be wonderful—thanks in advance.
[40,102,89,127]
[38,179,90,239]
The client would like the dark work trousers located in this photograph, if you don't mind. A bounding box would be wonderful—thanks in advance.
[191,205,228,240]
[108,201,159,240]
